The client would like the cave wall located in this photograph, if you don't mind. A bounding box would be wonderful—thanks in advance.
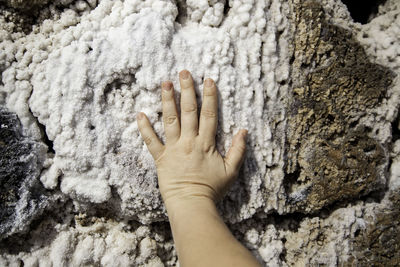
[0,0,399,266]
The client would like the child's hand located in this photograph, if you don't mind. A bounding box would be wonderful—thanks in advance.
[137,70,247,205]
[138,70,260,267]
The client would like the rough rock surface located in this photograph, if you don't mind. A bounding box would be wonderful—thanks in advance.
[0,0,50,10]
[0,0,399,266]
[0,107,48,239]
[348,189,400,266]
[285,0,395,213]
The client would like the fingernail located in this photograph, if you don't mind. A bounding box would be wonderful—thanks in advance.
[162,81,172,91]
[205,78,213,88]
[137,112,144,120]
[180,70,189,80]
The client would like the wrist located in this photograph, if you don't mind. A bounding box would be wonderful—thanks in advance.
[164,193,215,210]
[160,181,220,206]
[163,194,219,221]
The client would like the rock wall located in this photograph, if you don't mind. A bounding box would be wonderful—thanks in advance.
[0,0,399,266]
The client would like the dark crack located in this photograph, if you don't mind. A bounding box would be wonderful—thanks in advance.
[36,119,54,154]
[104,72,137,98]
[341,0,387,24]
[392,111,400,142]
[174,0,187,25]
[223,0,230,16]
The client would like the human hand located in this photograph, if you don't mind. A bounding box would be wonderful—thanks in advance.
[137,70,247,205]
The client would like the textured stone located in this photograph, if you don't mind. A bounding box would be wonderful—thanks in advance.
[0,107,48,239]
[0,0,51,33]
[347,190,400,266]
[0,0,50,11]
[0,0,399,266]
[285,0,395,213]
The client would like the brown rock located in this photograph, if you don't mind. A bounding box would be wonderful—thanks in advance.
[347,190,400,266]
[285,0,395,212]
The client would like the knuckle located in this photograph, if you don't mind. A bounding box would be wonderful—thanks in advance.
[182,103,197,113]
[143,135,153,145]
[235,143,246,154]
[204,87,216,96]
[165,115,178,125]
[181,78,194,89]
[154,149,165,164]
[203,144,215,153]
[183,139,194,154]
[201,109,216,118]
[162,91,173,100]
[182,84,193,90]
[184,144,193,154]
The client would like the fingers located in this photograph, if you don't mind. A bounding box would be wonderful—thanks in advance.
[137,112,164,160]
[179,70,198,137]
[224,129,248,177]
[199,78,218,149]
[162,81,180,143]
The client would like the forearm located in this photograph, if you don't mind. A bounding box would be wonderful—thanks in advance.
[165,197,261,267]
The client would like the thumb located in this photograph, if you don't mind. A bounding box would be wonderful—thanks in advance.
[224,129,248,178]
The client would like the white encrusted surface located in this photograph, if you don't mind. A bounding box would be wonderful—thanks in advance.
[1,0,400,266]
[1,0,292,224]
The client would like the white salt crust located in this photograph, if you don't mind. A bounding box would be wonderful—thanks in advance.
[1,0,400,266]
[1,0,291,223]
[0,216,172,266]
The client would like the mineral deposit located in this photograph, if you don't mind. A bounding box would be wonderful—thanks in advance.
[0,0,399,266]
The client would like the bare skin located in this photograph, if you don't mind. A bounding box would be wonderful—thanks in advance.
[137,70,261,267]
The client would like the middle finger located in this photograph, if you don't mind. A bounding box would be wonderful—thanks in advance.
[179,70,198,138]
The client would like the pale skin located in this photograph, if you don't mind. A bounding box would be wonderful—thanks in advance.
[137,70,261,267]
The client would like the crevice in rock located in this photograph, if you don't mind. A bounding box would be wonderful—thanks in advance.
[37,119,54,154]
[80,186,123,220]
[174,0,187,25]
[218,0,231,26]
[279,237,287,262]
[104,73,136,98]
[27,106,55,154]
[150,221,175,263]
[282,168,300,196]
[341,0,387,24]
[392,111,400,142]
[223,0,230,16]
[150,221,172,241]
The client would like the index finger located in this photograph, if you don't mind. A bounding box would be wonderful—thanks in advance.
[162,81,180,143]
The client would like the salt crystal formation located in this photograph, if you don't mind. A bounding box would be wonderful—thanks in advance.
[0,0,399,265]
